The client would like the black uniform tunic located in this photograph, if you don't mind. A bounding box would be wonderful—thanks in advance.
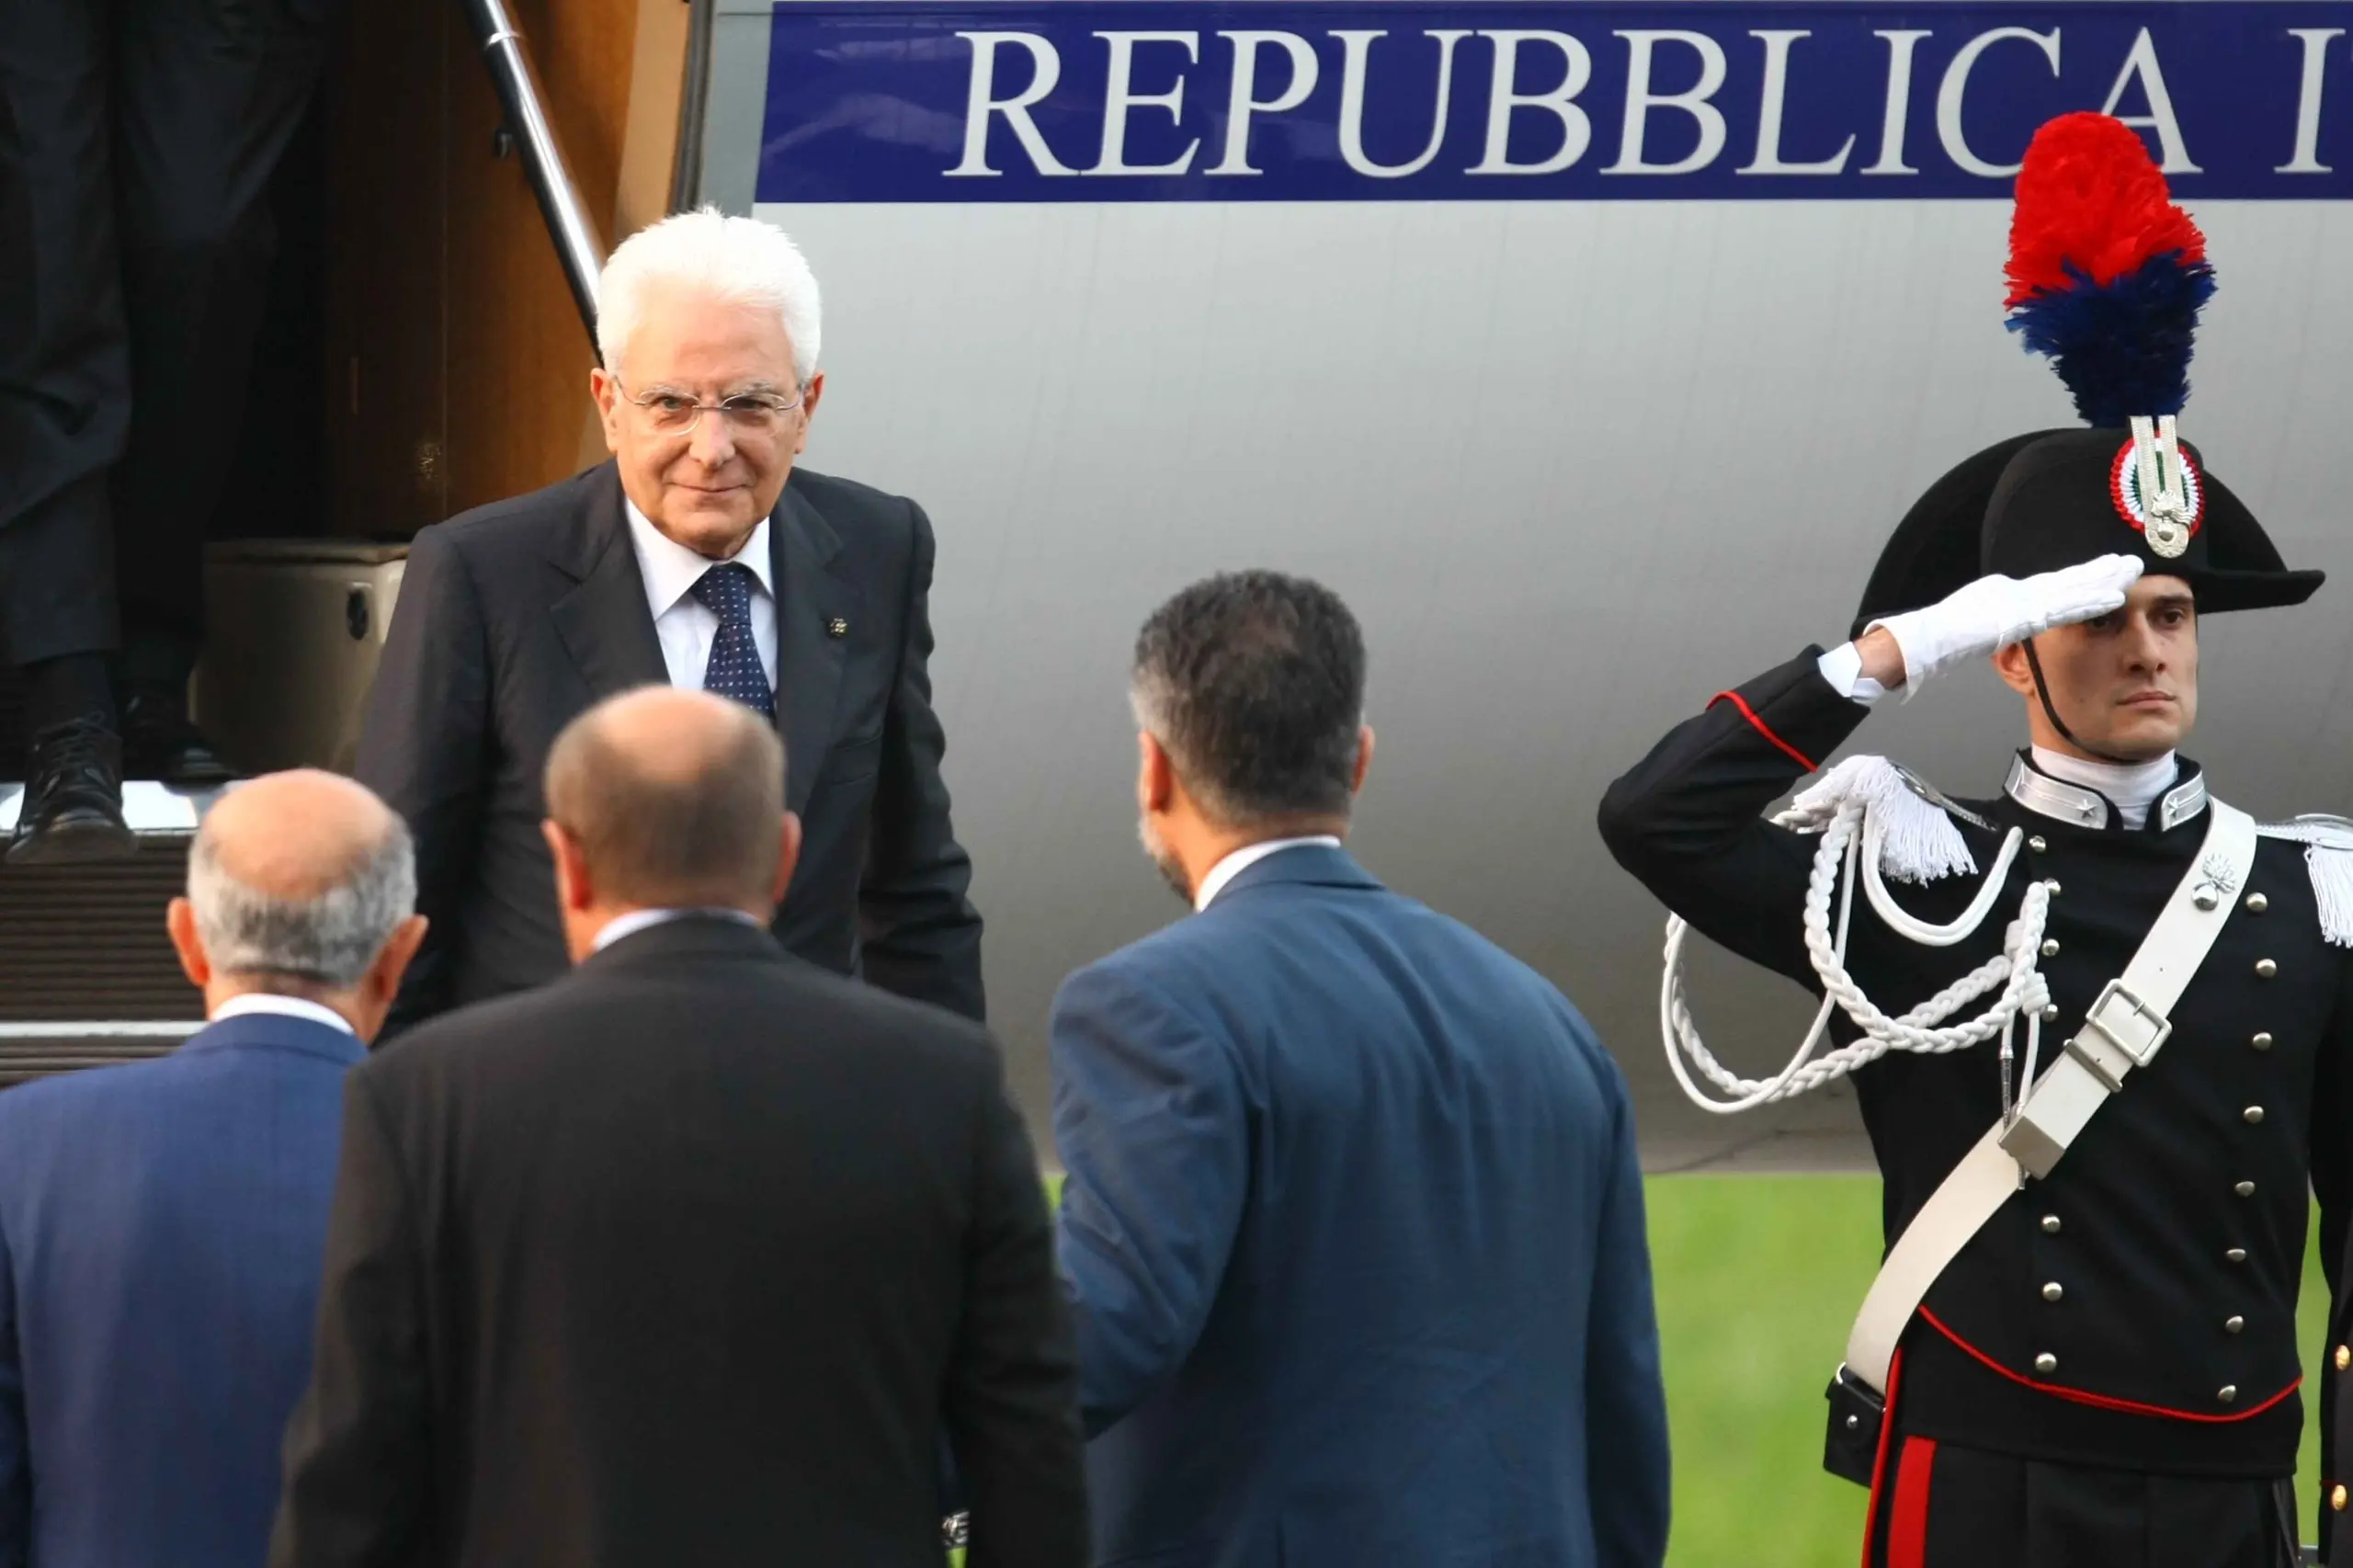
[1601,651,2353,1498]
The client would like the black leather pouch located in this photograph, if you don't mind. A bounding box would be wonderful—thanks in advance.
[1824,1364,1885,1487]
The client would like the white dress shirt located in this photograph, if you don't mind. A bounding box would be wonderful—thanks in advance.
[210,993,358,1036]
[1194,835,1344,912]
[623,498,779,692]
[592,906,766,953]
[1816,642,1892,706]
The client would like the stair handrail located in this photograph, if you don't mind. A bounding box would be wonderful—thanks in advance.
[459,0,608,344]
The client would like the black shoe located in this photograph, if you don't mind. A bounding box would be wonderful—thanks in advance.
[7,714,137,865]
[121,687,234,788]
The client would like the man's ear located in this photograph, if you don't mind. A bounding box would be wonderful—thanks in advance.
[1138,732,1176,814]
[367,915,431,1009]
[1351,724,1376,796]
[588,367,624,457]
[1992,641,2038,699]
[541,819,596,914]
[796,374,825,457]
[165,897,210,991]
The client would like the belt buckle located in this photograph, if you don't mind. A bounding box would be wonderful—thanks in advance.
[2075,979,2172,1073]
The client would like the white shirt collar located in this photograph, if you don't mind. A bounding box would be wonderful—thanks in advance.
[622,497,774,617]
[1194,835,1344,913]
[210,993,358,1036]
[593,906,766,953]
[2027,745,2181,831]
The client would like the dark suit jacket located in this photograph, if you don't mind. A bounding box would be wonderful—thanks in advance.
[0,1012,361,1568]
[358,461,984,1030]
[1051,845,1670,1568]
[270,915,1086,1568]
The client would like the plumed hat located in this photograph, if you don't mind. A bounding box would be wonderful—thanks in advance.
[1851,112,2322,639]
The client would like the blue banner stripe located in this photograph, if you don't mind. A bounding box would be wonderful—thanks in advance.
[754,2,2353,201]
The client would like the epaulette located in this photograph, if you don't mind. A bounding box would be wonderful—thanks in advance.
[2256,815,2353,948]
[1791,755,1982,885]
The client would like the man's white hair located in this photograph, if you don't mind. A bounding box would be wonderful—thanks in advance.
[597,208,823,385]
[186,814,416,990]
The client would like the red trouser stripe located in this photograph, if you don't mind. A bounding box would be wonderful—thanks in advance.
[1887,1437,1937,1568]
[1708,690,1820,772]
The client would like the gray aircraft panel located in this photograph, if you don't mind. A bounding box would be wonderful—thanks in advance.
[752,197,2353,1171]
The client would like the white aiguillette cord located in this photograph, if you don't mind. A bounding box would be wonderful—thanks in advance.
[1659,756,2050,1117]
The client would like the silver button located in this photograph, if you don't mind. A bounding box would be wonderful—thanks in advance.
[2041,1214,2063,1234]
[2029,835,2049,854]
[2226,1315,2245,1334]
[2041,1281,2063,1302]
[2042,1003,2062,1021]
[2195,889,2221,911]
[2034,1352,2059,1375]
[1847,1413,1860,1430]
[2253,1032,2274,1051]
[2219,1384,2239,1403]
[2245,1106,2266,1125]
[2246,892,2268,915]
[2041,939,2062,958]
[2256,958,2278,979]
[2236,1180,2256,1198]
[2227,1247,2249,1264]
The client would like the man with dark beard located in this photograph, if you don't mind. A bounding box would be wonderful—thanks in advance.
[1048,570,1668,1568]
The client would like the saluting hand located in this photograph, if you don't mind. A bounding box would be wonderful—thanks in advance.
[1855,554,2143,692]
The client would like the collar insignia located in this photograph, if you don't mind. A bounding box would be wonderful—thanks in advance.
[2003,755,2210,833]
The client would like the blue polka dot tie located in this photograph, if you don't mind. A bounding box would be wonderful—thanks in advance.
[689,563,775,720]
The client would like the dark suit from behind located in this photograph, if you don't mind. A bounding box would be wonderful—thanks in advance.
[357,461,983,1030]
[0,1012,361,1568]
[1052,846,1670,1568]
[271,915,1086,1568]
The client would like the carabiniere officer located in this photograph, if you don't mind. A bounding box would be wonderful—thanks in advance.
[1600,113,2352,1568]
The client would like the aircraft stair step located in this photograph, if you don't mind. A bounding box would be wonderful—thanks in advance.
[0,668,208,1086]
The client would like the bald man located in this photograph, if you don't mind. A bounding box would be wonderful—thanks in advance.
[275,688,1085,1568]
[0,772,426,1568]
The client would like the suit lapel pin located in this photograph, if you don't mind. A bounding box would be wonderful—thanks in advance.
[826,616,849,640]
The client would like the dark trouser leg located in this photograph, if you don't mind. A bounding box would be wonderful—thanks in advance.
[0,473,116,673]
[0,0,129,673]
[1873,1438,2292,1568]
[109,0,333,662]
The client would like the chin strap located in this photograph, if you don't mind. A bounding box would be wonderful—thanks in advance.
[2020,637,2138,766]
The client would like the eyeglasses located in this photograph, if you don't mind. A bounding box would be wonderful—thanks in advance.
[612,377,806,437]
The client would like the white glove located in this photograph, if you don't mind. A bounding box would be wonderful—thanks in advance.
[1868,554,2143,691]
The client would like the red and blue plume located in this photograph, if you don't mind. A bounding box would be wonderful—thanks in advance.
[2004,111,2214,427]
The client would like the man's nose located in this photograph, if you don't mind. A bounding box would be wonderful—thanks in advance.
[686,409,738,468]
[2123,613,2167,672]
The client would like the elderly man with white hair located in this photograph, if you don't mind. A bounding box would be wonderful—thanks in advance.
[0,769,426,1568]
[357,209,984,1032]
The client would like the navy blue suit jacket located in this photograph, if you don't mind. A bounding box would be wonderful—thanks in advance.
[1051,845,1669,1568]
[0,1012,361,1568]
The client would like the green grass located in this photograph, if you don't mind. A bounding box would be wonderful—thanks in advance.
[1645,1175,2332,1565]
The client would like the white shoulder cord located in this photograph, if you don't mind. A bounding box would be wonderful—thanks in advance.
[1660,792,2052,1116]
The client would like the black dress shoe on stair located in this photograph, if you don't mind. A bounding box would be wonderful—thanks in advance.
[7,715,137,865]
[121,687,234,788]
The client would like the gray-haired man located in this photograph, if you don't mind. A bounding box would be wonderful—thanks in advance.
[0,770,425,1568]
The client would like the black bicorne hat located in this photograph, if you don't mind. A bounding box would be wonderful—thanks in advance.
[1851,113,2323,637]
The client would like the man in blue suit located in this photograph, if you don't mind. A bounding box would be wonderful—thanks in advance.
[1052,571,1670,1568]
[0,768,426,1568]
